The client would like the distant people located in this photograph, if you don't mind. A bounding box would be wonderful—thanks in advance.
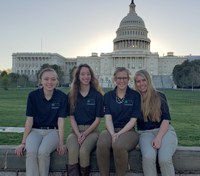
[66,64,104,176]
[15,68,68,176]
[97,67,141,176]
[134,69,178,176]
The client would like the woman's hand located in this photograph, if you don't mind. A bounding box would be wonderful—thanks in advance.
[57,144,66,155]
[112,133,120,143]
[15,143,26,156]
[78,132,86,145]
[152,137,162,149]
[152,120,169,149]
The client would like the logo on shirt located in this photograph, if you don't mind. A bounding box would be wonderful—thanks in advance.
[124,100,133,106]
[51,103,60,109]
[87,99,95,105]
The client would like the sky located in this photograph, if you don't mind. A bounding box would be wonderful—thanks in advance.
[0,0,200,70]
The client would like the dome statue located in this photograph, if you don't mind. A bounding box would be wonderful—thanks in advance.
[113,0,151,52]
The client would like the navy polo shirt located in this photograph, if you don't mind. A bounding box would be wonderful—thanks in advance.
[26,88,68,128]
[70,87,104,125]
[137,92,171,131]
[104,86,142,128]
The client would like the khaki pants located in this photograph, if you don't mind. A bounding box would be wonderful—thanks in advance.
[26,128,59,176]
[66,125,99,167]
[138,125,178,176]
[97,129,139,176]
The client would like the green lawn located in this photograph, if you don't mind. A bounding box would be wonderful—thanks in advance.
[0,88,200,146]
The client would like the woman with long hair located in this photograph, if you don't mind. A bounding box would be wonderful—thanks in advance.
[97,67,141,176]
[134,69,178,176]
[66,64,104,176]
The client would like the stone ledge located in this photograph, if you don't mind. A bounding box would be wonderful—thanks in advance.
[0,145,200,175]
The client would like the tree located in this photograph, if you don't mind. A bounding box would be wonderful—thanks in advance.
[173,60,200,88]
[17,75,29,87]
[51,64,64,85]
[192,60,200,88]
[9,73,20,87]
[1,71,9,90]
[1,75,9,90]
[1,70,8,77]
[38,64,65,86]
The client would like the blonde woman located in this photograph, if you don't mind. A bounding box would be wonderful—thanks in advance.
[97,67,141,176]
[15,67,68,176]
[134,69,178,176]
[66,64,104,176]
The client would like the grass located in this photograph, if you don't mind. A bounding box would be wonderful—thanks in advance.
[162,89,200,146]
[0,88,200,146]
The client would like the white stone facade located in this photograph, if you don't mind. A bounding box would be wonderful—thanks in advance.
[12,52,76,83]
[12,1,191,88]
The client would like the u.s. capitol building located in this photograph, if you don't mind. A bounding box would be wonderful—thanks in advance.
[12,0,197,88]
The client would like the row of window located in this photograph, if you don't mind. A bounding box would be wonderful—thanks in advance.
[113,57,145,69]
[16,57,50,61]
[66,62,76,66]
[122,20,143,25]
[114,40,150,50]
[118,30,145,36]
[15,63,42,68]
[17,70,38,75]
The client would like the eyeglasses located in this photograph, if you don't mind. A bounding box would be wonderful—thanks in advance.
[115,77,129,81]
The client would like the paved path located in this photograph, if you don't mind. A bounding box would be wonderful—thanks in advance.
[0,127,24,133]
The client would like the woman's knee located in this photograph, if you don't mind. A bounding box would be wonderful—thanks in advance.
[26,144,39,156]
[97,138,106,150]
[67,136,79,155]
[38,148,50,158]
[97,135,110,149]
[158,155,172,166]
[112,142,124,153]
[79,146,89,157]
[26,150,38,158]
[142,152,156,163]
[68,146,79,157]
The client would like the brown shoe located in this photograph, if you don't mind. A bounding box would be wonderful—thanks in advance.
[67,163,80,176]
[80,166,90,176]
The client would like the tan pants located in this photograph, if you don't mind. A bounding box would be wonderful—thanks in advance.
[97,129,139,176]
[66,125,99,167]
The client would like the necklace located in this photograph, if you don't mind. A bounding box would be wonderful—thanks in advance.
[116,96,125,104]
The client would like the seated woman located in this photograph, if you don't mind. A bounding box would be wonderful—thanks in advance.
[66,64,104,176]
[97,67,141,176]
[15,67,67,176]
[134,69,178,176]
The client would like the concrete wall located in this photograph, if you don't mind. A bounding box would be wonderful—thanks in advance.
[0,145,200,176]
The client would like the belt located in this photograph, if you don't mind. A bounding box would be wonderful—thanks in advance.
[35,127,58,130]
[114,127,135,132]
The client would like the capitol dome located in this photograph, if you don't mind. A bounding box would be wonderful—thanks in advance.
[119,8,145,28]
[113,0,151,52]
